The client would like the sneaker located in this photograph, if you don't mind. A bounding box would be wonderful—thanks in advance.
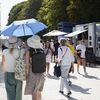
[59,91,64,94]
[66,91,72,97]
[68,81,72,86]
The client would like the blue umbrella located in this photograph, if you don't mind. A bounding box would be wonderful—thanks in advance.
[1,18,48,37]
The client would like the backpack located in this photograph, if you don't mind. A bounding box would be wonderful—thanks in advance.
[30,48,46,73]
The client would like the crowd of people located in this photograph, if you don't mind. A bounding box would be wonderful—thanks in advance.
[1,35,88,100]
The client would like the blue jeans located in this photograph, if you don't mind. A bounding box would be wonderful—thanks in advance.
[5,72,22,100]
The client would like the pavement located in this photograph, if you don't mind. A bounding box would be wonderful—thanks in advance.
[0,49,100,100]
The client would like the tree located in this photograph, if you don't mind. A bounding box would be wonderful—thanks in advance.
[23,0,43,19]
[8,0,43,25]
[37,0,68,30]
[67,0,100,23]
[8,1,26,25]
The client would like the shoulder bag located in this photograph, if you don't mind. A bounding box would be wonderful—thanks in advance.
[54,48,67,77]
[15,49,26,81]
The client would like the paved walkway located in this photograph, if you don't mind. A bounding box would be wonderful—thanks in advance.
[0,63,100,100]
[0,49,100,100]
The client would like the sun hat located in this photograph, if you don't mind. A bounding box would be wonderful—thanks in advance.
[59,38,67,46]
[27,35,43,49]
[66,38,71,41]
[5,36,22,48]
[59,37,66,42]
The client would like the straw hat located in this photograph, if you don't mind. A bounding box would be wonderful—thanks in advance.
[27,35,43,49]
[5,36,22,48]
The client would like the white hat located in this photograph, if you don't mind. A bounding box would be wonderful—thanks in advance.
[5,36,22,48]
[27,35,43,49]
[59,37,66,43]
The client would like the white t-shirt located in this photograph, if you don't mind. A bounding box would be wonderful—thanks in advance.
[76,44,86,58]
[58,46,74,66]
[2,49,19,72]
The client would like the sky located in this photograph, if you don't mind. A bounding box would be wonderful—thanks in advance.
[1,0,27,30]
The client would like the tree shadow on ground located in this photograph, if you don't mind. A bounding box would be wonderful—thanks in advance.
[82,74,100,80]
[87,65,100,68]
[71,84,91,94]
[59,94,79,100]
[70,75,78,80]
[47,74,60,80]
[86,61,100,68]
[68,96,81,100]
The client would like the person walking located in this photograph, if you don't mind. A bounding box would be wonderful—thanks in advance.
[54,40,60,62]
[25,35,46,100]
[44,41,53,76]
[2,36,23,100]
[66,38,75,73]
[66,38,75,86]
[76,40,88,75]
[57,39,74,97]
[50,39,55,62]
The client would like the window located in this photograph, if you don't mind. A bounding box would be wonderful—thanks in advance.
[89,41,92,46]
[89,36,92,40]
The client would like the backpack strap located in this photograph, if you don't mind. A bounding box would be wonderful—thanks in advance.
[16,48,22,59]
[60,47,68,60]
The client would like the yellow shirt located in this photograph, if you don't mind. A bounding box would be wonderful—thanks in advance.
[66,43,75,55]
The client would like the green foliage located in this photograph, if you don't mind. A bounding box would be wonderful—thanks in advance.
[67,0,100,23]
[8,0,43,25]
[8,1,26,25]
[22,0,43,19]
[37,0,68,31]
[8,0,100,35]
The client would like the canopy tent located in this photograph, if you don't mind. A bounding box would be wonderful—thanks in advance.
[96,24,100,32]
[64,30,87,37]
[43,30,68,36]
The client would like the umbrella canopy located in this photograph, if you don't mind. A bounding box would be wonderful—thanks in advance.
[1,18,47,37]
[43,30,68,36]
[64,30,87,37]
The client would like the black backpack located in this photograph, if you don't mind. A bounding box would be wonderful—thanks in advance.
[30,48,46,73]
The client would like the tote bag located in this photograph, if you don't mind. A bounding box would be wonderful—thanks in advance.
[15,49,26,81]
[54,64,61,77]
[54,48,67,77]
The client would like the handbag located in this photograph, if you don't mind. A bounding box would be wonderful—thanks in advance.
[15,49,26,81]
[54,48,68,77]
[54,63,61,77]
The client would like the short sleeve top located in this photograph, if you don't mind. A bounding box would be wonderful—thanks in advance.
[2,49,19,72]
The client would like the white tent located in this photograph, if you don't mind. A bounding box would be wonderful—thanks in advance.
[43,30,68,36]
[64,30,87,37]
